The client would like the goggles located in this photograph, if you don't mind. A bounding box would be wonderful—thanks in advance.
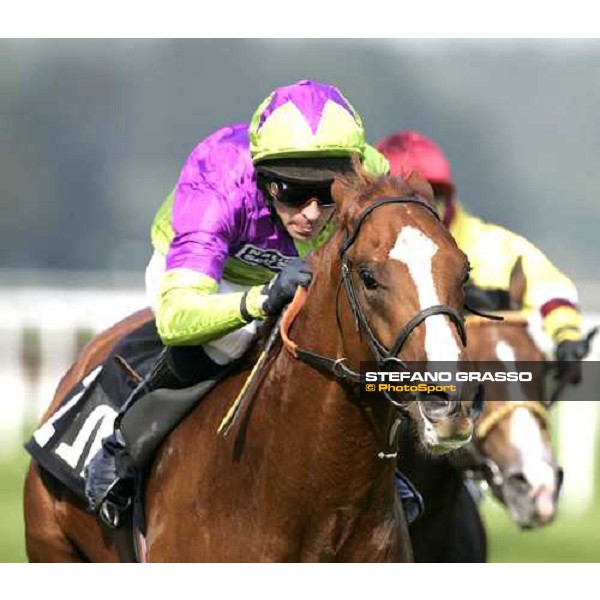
[263,178,336,208]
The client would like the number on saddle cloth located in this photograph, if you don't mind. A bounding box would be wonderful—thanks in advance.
[25,320,164,499]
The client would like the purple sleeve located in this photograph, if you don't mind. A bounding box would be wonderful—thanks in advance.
[166,129,249,281]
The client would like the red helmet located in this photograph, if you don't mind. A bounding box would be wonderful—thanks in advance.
[376,130,455,198]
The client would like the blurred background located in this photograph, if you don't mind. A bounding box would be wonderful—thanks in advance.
[1,38,600,562]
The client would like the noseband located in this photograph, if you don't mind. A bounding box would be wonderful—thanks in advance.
[282,195,467,392]
[475,400,549,442]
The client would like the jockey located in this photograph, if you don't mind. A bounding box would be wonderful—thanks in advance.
[85,80,422,527]
[376,130,591,380]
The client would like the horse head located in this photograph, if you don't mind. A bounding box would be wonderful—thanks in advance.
[292,159,482,455]
[464,261,561,528]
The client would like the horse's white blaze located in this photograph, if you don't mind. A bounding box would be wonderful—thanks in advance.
[495,340,556,514]
[495,340,528,403]
[510,407,556,519]
[389,226,460,363]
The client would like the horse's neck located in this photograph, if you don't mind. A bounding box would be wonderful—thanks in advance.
[257,250,397,513]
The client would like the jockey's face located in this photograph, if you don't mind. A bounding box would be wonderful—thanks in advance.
[273,197,335,241]
[266,179,336,241]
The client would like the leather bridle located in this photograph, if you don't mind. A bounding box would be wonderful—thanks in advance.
[282,195,468,409]
[475,400,549,442]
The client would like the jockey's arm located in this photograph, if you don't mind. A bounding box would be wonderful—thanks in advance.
[463,214,582,344]
[156,268,266,346]
[510,234,582,343]
[151,137,272,347]
[455,207,588,383]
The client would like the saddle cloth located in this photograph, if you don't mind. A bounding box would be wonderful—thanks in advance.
[25,320,162,500]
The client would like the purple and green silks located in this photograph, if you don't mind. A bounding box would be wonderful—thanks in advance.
[150,80,388,346]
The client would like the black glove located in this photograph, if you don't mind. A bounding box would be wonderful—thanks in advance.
[262,257,313,316]
[555,330,596,384]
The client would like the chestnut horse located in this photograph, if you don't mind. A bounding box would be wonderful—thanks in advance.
[24,168,481,562]
[401,269,561,561]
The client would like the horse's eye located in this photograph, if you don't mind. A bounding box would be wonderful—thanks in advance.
[359,267,379,290]
[462,270,471,288]
[463,263,472,285]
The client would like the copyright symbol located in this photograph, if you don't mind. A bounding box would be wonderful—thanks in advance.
[366,384,376,392]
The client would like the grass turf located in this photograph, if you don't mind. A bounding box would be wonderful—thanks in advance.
[1,450,599,562]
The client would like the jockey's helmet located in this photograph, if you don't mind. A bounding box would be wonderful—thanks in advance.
[250,80,365,184]
[376,130,455,200]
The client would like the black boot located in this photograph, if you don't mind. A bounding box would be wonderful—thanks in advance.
[84,429,135,528]
[395,469,425,525]
[84,345,235,528]
[84,349,182,527]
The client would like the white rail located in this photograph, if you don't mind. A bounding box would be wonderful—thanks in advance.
[0,286,146,453]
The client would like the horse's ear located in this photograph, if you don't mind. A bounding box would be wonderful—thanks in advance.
[350,153,363,176]
[331,172,355,210]
[406,171,435,204]
[508,256,526,310]
[331,153,371,212]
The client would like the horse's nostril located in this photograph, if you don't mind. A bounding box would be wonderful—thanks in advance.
[426,400,449,410]
[472,386,485,415]
[419,396,458,420]
[556,466,565,496]
[507,473,531,493]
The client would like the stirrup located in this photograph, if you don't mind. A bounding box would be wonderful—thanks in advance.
[92,475,133,529]
[96,484,132,529]
[98,496,131,529]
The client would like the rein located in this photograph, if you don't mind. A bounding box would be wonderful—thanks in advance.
[281,196,467,399]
